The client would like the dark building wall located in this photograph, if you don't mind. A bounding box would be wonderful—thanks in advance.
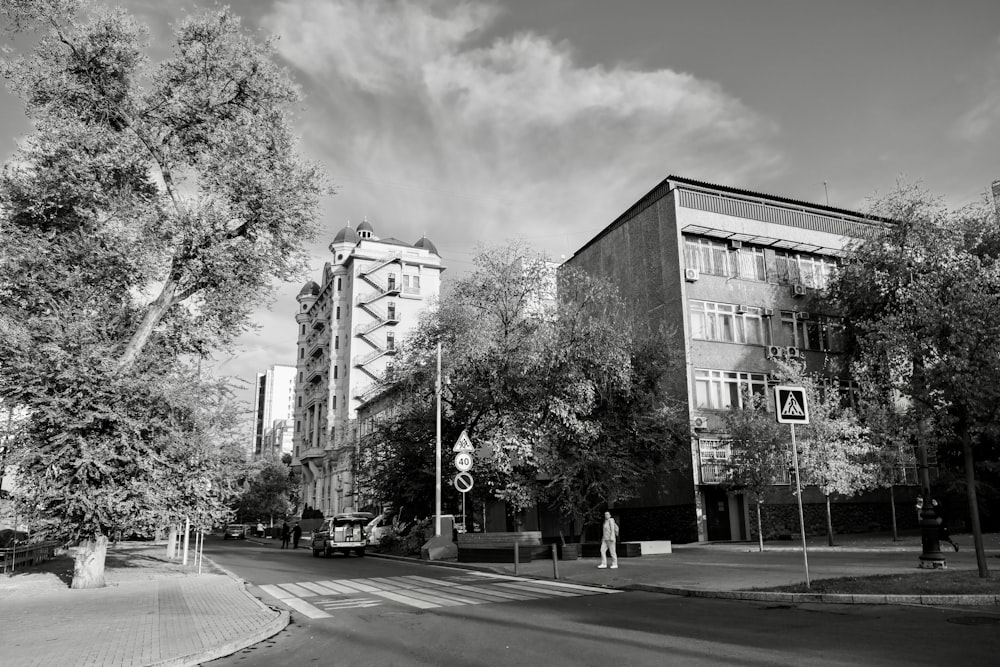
[564,191,694,517]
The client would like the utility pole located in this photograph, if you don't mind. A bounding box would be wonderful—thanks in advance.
[435,341,442,537]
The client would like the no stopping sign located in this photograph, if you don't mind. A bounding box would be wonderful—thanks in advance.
[453,471,474,493]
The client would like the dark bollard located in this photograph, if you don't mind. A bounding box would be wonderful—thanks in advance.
[514,541,519,576]
[551,544,560,580]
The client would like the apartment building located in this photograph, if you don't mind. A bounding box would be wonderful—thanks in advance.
[564,175,901,543]
[293,220,444,516]
[251,365,296,458]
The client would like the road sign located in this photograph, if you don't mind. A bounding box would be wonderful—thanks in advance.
[453,471,474,493]
[453,430,474,453]
[453,452,473,472]
[774,385,809,424]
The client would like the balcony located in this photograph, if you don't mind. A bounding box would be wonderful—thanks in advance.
[697,438,791,486]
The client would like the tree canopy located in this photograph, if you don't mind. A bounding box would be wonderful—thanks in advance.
[0,0,325,575]
[830,182,1000,575]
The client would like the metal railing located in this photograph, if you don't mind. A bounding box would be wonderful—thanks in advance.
[1,541,60,574]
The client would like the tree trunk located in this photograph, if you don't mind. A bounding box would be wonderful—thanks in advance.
[166,525,178,559]
[825,495,835,547]
[116,277,178,371]
[889,485,899,541]
[756,500,764,553]
[72,535,108,589]
[960,426,989,578]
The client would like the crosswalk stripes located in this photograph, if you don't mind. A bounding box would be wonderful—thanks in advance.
[258,573,619,618]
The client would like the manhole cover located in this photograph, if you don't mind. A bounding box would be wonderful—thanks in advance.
[947,616,1000,626]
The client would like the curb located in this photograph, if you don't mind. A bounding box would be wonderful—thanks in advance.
[367,551,1000,606]
[624,583,1000,606]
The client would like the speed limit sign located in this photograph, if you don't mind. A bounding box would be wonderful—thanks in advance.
[454,452,473,472]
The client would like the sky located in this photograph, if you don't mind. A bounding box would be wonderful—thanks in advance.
[2,0,999,411]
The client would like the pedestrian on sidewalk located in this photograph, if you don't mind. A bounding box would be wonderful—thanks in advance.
[292,522,302,549]
[598,511,619,569]
[257,521,265,538]
[933,500,959,552]
[280,521,290,549]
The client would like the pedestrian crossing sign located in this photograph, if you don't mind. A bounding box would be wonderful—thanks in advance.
[774,385,809,424]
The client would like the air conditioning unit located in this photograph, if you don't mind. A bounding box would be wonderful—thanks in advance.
[692,416,708,431]
[684,268,700,282]
[786,346,801,358]
[766,345,784,359]
[762,308,774,317]
[796,311,810,320]
[728,239,743,250]
[792,283,807,297]
[735,304,749,314]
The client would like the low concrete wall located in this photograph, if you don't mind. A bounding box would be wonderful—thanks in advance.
[637,540,672,555]
[457,531,542,547]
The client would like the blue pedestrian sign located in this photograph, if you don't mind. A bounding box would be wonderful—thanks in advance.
[774,385,809,424]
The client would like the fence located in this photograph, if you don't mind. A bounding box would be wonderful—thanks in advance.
[1,540,61,574]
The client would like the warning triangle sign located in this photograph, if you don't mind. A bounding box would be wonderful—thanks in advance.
[453,430,474,452]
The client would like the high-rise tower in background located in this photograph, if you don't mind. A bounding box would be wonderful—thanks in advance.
[251,364,296,458]
[293,220,444,516]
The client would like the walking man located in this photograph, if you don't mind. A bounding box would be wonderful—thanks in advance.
[292,522,302,549]
[598,511,619,569]
[280,521,290,549]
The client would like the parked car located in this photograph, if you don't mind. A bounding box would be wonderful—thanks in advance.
[366,512,395,545]
[311,512,374,557]
[222,524,249,540]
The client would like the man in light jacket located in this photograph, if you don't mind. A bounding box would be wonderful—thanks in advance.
[598,511,619,569]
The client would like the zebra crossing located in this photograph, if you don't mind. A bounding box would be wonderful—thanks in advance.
[257,571,620,619]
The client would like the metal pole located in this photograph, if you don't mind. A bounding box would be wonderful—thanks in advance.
[182,516,190,567]
[514,541,519,576]
[435,341,442,538]
[789,424,810,587]
[551,544,560,580]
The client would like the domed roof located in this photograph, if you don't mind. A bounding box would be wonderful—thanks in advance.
[413,235,439,256]
[297,280,320,297]
[332,224,359,245]
[356,219,374,234]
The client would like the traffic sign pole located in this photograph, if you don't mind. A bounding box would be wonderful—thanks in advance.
[789,423,810,587]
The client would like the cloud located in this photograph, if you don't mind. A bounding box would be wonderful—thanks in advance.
[261,0,781,260]
[952,37,1000,141]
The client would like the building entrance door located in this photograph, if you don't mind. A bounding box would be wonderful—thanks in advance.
[704,487,732,541]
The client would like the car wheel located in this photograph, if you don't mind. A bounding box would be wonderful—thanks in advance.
[324,547,331,558]
[356,548,365,557]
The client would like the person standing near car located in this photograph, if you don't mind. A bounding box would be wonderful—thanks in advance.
[292,522,302,549]
[280,521,290,549]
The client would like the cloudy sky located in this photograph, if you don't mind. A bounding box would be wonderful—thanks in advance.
[3,0,999,409]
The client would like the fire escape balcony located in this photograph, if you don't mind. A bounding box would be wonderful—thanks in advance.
[357,252,403,279]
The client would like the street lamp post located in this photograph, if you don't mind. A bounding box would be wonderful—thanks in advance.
[435,341,442,538]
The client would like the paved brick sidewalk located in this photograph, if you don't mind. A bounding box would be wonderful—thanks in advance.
[0,547,287,667]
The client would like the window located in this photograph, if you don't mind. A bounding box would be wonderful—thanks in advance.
[733,246,766,281]
[387,273,397,290]
[777,312,844,352]
[690,301,764,345]
[402,275,420,295]
[333,366,338,379]
[337,277,342,291]
[336,306,341,320]
[386,332,395,351]
[334,335,339,350]
[773,251,838,288]
[299,347,304,359]
[694,369,768,410]
[332,395,337,409]
[684,237,730,277]
[300,324,305,335]
[387,302,396,320]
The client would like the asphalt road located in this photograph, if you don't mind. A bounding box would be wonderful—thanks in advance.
[204,538,1000,667]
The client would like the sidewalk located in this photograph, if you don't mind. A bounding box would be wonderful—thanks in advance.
[0,543,287,667]
[0,533,996,667]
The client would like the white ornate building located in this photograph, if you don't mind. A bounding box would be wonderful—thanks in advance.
[293,220,444,516]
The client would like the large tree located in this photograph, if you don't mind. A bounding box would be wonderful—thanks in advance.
[0,1,324,587]
[830,183,1000,577]
[358,242,689,537]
